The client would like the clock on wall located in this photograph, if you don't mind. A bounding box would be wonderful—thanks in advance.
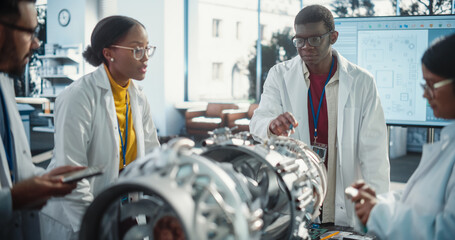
[58,9,71,27]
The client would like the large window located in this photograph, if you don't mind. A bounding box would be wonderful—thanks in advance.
[187,0,300,102]
[185,0,454,102]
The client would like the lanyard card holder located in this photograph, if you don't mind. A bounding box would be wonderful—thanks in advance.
[311,142,327,162]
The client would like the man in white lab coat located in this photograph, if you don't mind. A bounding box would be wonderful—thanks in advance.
[250,4,390,228]
[0,0,82,239]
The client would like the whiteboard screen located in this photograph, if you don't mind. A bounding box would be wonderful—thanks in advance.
[334,15,455,127]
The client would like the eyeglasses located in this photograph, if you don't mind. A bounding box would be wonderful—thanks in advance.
[111,45,156,60]
[0,20,40,41]
[420,78,453,99]
[292,30,333,48]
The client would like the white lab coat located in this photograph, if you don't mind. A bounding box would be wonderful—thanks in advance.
[40,66,160,239]
[0,73,45,239]
[250,50,390,227]
[367,122,455,240]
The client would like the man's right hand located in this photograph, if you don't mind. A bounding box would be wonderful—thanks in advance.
[269,112,299,136]
[10,165,84,210]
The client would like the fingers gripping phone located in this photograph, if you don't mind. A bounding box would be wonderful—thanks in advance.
[61,166,104,183]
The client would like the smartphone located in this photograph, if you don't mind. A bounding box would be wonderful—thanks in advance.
[345,186,359,199]
[61,166,104,183]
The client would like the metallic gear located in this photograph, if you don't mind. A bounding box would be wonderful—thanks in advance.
[201,128,327,239]
[79,137,263,240]
[80,128,327,240]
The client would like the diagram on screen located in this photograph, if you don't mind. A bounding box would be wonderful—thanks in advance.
[357,30,428,122]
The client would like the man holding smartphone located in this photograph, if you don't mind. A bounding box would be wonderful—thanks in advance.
[0,0,83,239]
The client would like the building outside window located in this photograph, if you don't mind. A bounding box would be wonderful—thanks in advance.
[186,0,453,102]
[212,18,222,38]
[236,21,242,40]
[188,0,300,102]
[260,24,266,41]
[212,62,223,81]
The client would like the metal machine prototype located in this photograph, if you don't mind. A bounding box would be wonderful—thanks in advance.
[79,128,327,240]
[201,128,327,239]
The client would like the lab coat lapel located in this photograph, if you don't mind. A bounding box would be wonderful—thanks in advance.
[402,142,441,200]
[0,137,12,187]
[335,50,354,162]
[1,74,38,181]
[0,76,13,187]
[128,83,145,158]
[285,56,310,144]
[94,67,120,156]
[404,124,455,201]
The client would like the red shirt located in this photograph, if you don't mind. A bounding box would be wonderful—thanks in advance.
[307,58,337,165]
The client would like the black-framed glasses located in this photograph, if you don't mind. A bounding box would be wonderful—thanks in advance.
[420,78,453,99]
[111,45,156,60]
[0,19,40,41]
[292,30,333,48]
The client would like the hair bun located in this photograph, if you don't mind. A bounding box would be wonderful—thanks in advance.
[82,45,103,66]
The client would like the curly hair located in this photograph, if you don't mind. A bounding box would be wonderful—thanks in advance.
[294,5,334,32]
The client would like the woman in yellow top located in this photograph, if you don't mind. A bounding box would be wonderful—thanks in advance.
[40,16,160,239]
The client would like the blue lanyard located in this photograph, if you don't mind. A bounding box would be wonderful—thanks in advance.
[117,93,128,167]
[308,56,335,143]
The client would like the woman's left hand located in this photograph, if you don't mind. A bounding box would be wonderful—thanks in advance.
[350,181,377,225]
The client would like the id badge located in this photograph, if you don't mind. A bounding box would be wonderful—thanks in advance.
[311,143,327,162]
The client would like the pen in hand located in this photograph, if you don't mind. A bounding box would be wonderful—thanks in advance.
[287,123,294,136]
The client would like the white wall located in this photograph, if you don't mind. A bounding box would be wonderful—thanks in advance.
[117,0,185,136]
[47,0,184,137]
[47,0,98,79]
[47,0,87,46]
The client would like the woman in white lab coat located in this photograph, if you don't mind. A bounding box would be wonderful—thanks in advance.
[40,16,160,239]
[350,33,455,239]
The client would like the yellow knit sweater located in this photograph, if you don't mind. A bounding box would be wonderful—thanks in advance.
[104,65,137,170]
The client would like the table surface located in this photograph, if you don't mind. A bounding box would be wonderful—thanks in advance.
[309,223,375,240]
